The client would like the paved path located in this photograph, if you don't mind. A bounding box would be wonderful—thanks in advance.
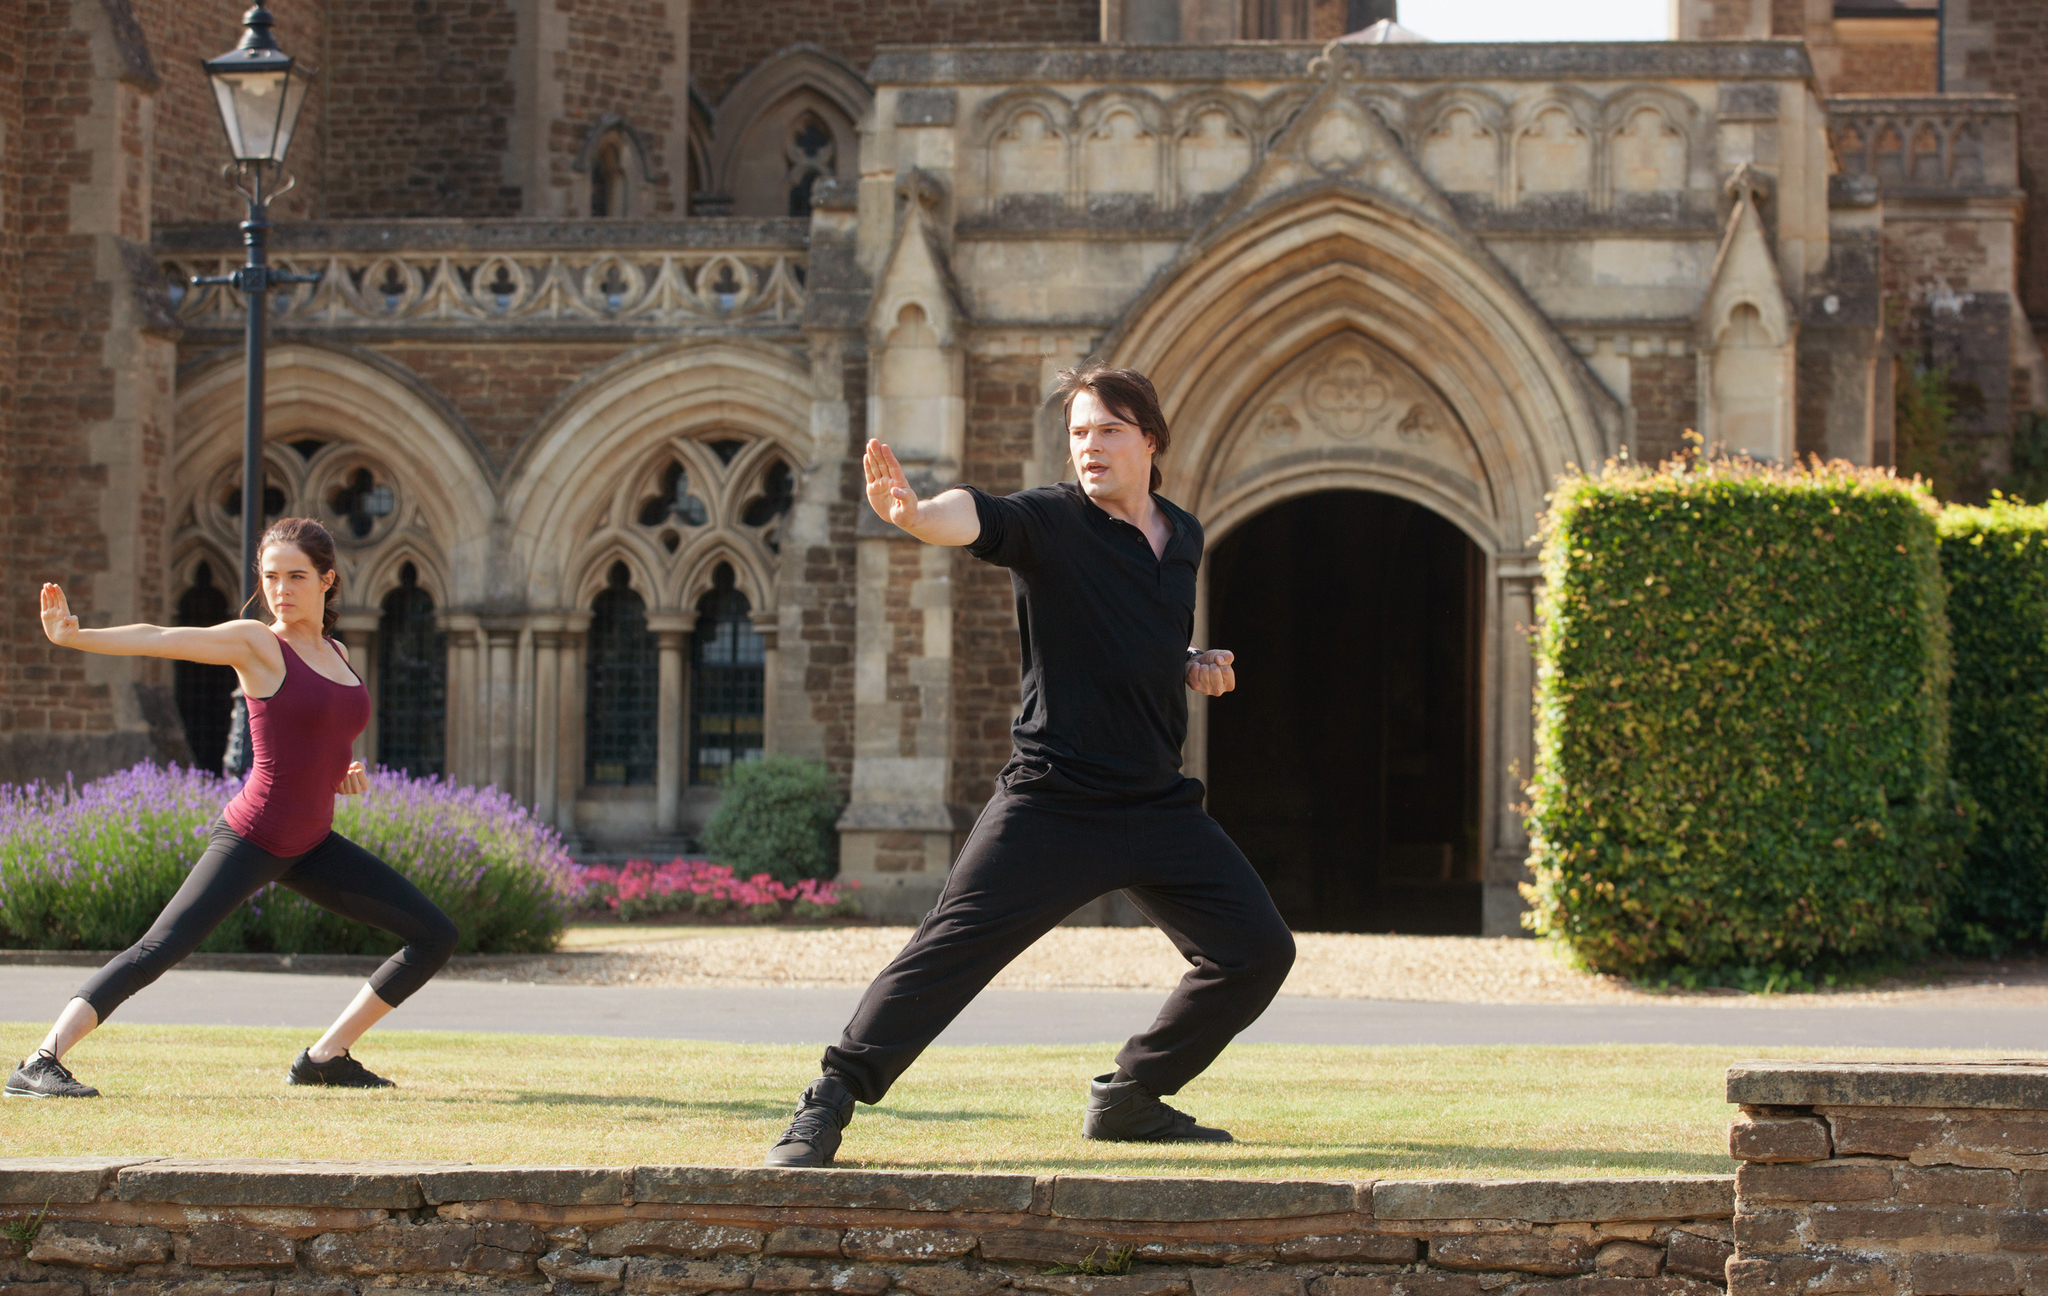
[4,966,2044,1049]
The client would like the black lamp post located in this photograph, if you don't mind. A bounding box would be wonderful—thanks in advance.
[197,4,319,610]
[196,5,320,773]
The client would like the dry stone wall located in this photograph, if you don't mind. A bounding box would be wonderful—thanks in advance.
[1727,1060,2048,1296]
[0,1163,1732,1296]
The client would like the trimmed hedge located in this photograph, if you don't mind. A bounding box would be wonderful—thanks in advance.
[1525,457,1969,977]
[700,754,845,883]
[0,764,574,954]
[1938,497,2048,943]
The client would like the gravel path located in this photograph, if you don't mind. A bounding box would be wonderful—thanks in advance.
[449,925,2048,1008]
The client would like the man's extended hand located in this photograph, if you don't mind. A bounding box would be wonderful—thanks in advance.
[1186,649,1235,697]
[864,439,921,531]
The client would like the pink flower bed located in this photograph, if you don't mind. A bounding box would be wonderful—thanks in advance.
[570,858,860,922]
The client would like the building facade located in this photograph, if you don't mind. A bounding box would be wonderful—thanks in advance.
[0,0,2040,936]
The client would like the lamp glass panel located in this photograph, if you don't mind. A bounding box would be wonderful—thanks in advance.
[273,70,310,163]
[211,68,290,162]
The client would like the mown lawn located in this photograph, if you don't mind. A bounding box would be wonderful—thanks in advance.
[0,1031,1999,1179]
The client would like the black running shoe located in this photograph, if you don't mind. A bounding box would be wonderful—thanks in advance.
[5,1052,99,1099]
[763,1075,856,1167]
[286,1048,395,1088]
[1082,1073,1233,1142]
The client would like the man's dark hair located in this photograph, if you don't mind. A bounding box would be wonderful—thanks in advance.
[1053,363,1170,492]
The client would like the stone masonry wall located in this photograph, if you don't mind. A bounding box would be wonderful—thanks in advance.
[0,0,182,786]
[546,0,687,219]
[375,343,635,473]
[0,1161,1735,1296]
[132,0,328,225]
[321,0,521,219]
[689,1,1100,105]
[950,354,1036,815]
[1727,1060,2048,1296]
[1952,0,2048,320]
[0,0,23,782]
[1629,354,1698,468]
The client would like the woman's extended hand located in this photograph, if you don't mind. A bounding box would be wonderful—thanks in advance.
[40,584,80,646]
[336,761,369,796]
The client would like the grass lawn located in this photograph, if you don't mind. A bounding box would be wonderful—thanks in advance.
[0,1029,2000,1179]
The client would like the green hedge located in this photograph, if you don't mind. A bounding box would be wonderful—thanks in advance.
[1525,458,1969,977]
[700,754,845,883]
[1937,497,2048,944]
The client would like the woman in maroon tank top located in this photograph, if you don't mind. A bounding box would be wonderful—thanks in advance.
[5,519,458,1101]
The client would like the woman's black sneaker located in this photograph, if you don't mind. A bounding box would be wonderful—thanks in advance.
[1082,1073,1233,1142]
[763,1076,856,1167]
[287,1049,395,1088]
[5,1051,99,1098]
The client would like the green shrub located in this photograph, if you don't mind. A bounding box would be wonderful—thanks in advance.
[1937,496,2048,945]
[1525,455,1969,977]
[0,764,572,955]
[700,755,844,883]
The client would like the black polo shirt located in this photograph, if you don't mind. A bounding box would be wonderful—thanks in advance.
[965,480,1203,798]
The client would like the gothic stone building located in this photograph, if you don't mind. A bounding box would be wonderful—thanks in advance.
[0,0,2040,936]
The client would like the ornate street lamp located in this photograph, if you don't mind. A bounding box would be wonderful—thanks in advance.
[195,5,321,772]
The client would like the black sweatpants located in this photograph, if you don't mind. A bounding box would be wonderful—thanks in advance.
[821,768,1295,1104]
[76,820,459,1020]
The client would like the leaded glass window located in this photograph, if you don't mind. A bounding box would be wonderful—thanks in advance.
[587,562,659,785]
[174,562,235,774]
[690,563,765,785]
[377,563,446,777]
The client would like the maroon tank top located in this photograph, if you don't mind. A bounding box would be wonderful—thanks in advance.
[221,634,371,857]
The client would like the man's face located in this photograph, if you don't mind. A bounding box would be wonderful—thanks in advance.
[1069,388,1155,502]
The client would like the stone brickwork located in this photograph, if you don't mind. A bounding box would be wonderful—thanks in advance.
[1630,355,1699,468]
[0,0,182,786]
[1726,1060,2048,1296]
[546,0,687,218]
[321,0,521,219]
[1947,0,2048,320]
[951,355,1037,815]
[1835,40,1938,96]
[0,1160,1735,1296]
[689,1,1099,104]
[380,344,634,472]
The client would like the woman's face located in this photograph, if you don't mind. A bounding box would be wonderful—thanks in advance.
[259,543,333,628]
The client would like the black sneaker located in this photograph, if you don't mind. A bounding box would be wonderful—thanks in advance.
[286,1048,395,1088]
[1082,1073,1233,1142]
[764,1075,856,1167]
[5,1052,99,1098]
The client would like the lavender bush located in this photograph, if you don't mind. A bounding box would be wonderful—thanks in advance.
[0,764,573,955]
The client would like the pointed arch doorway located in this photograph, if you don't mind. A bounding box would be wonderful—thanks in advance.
[1205,490,1484,933]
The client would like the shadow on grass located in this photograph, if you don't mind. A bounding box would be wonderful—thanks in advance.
[439,1092,1016,1124]
[834,1144,1734,1176]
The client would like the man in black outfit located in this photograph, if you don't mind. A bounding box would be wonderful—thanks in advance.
[764,364,1296,1167]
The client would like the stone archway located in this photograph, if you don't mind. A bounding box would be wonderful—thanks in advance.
[1105,188,1616,933]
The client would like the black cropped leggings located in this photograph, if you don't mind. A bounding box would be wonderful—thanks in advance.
[76,820,459,1021]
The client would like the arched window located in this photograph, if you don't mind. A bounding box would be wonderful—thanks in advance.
[329,467,396,540]
[377,563,446,777]
[690,563,765,785]
[591,133,631,218]
[173,562,235,774]
[786,113,835,217]
[586,562,658,785]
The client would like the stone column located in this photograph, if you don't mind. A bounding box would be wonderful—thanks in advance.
[514,626,536,804]
[557,616,588,837]
[336,614,379,767]
[1485,559,1540,938]
[1727,1060,2048,1296]
[650,619,690,836]
[486,624,519,791]
[443,614,483,786]
[532,625,561,827]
